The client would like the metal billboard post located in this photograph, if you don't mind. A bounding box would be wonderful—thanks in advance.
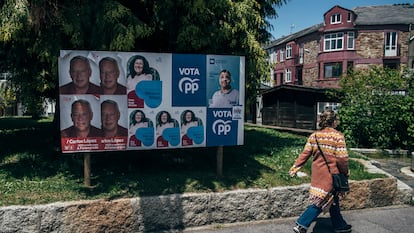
[216,146,223,177]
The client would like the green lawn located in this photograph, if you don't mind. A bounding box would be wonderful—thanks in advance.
[0,117,386,206]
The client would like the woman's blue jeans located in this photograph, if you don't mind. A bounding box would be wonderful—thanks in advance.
[296,194,348,230]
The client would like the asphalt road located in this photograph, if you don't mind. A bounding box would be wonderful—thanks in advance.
[183,205,414,233]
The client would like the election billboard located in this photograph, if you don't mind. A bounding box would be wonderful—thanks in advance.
[58,50,245,153]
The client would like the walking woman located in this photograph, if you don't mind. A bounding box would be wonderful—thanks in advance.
[289,110,352,233]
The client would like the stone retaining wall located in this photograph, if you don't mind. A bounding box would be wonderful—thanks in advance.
[0,177,411,233]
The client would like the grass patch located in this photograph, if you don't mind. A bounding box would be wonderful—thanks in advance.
[0,117,386,206]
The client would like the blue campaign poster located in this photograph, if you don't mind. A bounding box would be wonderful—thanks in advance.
[172,54,206,106]
[205,108,238,146]
[206,55,241,108]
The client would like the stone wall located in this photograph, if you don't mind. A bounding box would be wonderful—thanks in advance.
[0,177,411,233]
[357,32,384,59]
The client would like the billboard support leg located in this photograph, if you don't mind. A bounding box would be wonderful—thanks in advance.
[216,146,223,177]
[84,153,91,187]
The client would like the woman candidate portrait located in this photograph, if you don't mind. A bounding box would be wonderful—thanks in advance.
[180,110,202,146]
[126,55,160,108]
[155,110,178,148]
[128,110,153,147]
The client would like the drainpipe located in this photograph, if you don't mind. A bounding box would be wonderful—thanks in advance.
[409,23,414,69]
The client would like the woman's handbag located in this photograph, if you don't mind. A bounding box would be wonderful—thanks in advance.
[332,173,350,192]
[315,136,350,192]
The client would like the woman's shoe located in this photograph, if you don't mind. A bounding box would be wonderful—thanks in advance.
[334,224,352,233]
[293,224,307,233]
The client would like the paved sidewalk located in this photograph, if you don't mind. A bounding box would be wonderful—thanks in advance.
[183,156,414,233]
[372,156,414,192]
[184,205,414,233]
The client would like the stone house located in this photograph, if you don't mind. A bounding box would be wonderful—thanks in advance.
[260,4,414,129]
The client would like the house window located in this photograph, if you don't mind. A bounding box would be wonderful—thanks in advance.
[347,32,354,49]
[286,44,292,59]
[384,61,398,70]
[324,32,343,51]
[270,50,277,63]
[299,44,304,64]
[280,49,285,62]
[285,69,292,83]
[324,62,342,78]
[330,13,341,24]
[347,12,352,22]
[385,32,397,56]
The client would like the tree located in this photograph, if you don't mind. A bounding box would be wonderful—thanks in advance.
[0,0,151,118]
[338,66,414,150]
[0,0,287,119]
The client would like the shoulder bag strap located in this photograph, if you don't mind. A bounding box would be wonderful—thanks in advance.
[315,134,332,174]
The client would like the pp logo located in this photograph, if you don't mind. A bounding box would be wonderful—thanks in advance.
[178,77,200,94]
[212,120,232,135]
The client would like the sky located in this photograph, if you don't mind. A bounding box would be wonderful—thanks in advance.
[269,0,414,39]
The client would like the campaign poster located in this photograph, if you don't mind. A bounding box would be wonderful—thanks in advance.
[172,54,206,106]
[127,108,155,149]
[100,95,128,150]
[178,107,206,147]
[59,95,102,152]
[58,50,244,153]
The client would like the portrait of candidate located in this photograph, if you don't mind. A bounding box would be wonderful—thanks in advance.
[128,109,153,147]
[209,69,239,108]
[126,55,160,108]
[61,99,102,138]
[60,55,100,95]
[180,109,202,146]
[155,110,178,147]
[101,99,128,138]
[99,57,126,95]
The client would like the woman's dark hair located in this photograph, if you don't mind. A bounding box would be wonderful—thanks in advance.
[130,110,146,126]
[156,110,172,126]
[318,110,338,129]
[181,110,197,125]
[127,55,152,78]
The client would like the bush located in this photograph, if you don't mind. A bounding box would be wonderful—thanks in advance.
[338,67,414,150]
